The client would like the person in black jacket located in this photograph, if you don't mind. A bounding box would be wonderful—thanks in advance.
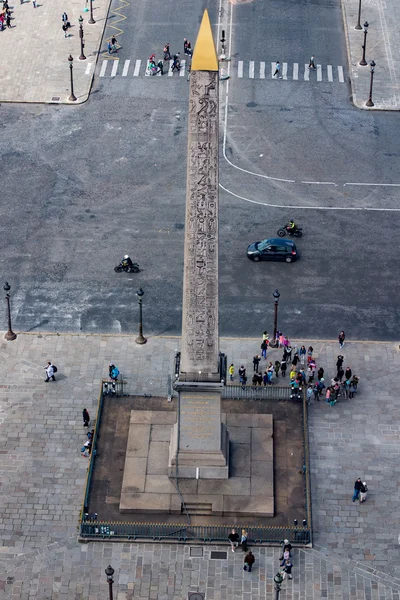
[228,528,239,553]
[244,550,255,572]
[352,478,363,502]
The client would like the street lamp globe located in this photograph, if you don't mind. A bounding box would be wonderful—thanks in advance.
[4,282,10,292]
[363,20,369,31]
[136,288,144,299]
[105,565,114,581]
[273,289,280,302]
[78,14,83,24]
[274,572,284,585]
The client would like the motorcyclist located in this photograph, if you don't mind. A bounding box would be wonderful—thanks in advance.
[122,255,133,269]
[286,219,297,233]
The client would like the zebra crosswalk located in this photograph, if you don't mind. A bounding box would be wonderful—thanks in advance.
[88,58,345,84]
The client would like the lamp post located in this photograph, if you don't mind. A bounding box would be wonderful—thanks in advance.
[135,288,147,345]
[359,21,369,66]
[3,282,17,341]
[68,55,77,102]
[366,60,376,106]
[105,565,114,600]
[274,572,284,599]
[88,0,95,24]
[272,288,280,346]
[355,0,362,29]
[78,16,86,60]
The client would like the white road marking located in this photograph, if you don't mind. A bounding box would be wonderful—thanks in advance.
[338,65,344,82]
[249,61,254,78]
[282,62,288,80]
[168,59,173,76]
[180,60,186,76]
[85,62,92,75]
[122,59,130,76]
[327,65,333,82]
[259,61,265,79]
[133,59,141,76]
[304,64,309,81]
[293,63,298,80]
[317,64,322,81]
[111,60,119,77]
[99,61,108,77]
[238,61,243,78]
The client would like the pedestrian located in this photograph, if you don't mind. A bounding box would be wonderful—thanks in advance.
[307,363,315,384]
[163,42,171,60]
[157,60,164,75]
[336,355,344,370]
[82,408,90,427]
[351,375,359,390]
[342,379,350,399]
[279,539,292,560]
[306,385,313,405]
[280,549,290,566]
[32,0,36,6]
[313,382,320,402]
[109,363,120,380]
[298,369,306,385]
[241,529,248,552]
[274,360,281,378]
[307,346,314,364]
[229,363,234,381]
[349,379,356,399]
[261,339,268,360]
[299,345,306,365]
[281,358,287,377]
[241,373,247,388]
[263,370,268,386]
[352,477,363,502]
[252,373,258,386]
[282,558,293,579]
[62,11,68,23]
[62,22,68,37]
[273,61,282,78]
[228,528,239,552]
[289,368,296,381]
[285,345,292,361]
[171,53,181,72]
[337,366,344,382]
[238,365,246,382]
[292,352,299,367]
[244,550,255,572]
[359,481,368,503]
[262,330,269,342]
[256,372,263,386]
[317,367,324,381]
[253,355,260,372]
[338,330,345,348]
[309,55,316,70]
[345,366,352,381]
[183,38,192,56]
[6,13,10,26]
[267,362,274,384]
[279,333,285,348]
[325,387,331,404]
[44,361,57,382]
[111,36,118,52]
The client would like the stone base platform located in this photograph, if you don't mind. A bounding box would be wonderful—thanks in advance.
[119,410,274,517]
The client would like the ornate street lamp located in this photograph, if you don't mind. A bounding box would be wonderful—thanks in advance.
[68,55,77,102]
[359,21,369,66]
[272,289,280,346]
[355,0,362,29]
[3,282,17,341]
[274,572,284,599]
[135,288,147,345]
[88,0,95,24]
[366,60,376,107]
[105,565,114,600]
[78,16,86,60]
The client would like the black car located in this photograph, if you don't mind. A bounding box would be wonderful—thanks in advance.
[247,237,298,263]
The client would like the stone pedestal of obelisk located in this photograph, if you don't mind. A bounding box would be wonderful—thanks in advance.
[168,10,229,480]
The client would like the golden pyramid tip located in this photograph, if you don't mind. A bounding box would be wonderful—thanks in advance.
[191,10,219,72]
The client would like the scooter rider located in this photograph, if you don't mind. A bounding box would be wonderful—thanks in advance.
[287,219,296,233]
[122,255,133,269]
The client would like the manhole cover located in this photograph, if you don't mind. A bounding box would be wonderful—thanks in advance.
[188,594,204,600]
[190,547,203,557]
[210,551,227,560]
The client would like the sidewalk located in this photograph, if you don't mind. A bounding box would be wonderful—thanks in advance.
[0,332,400,599]
[342,0,400,109]
[0,0,111,103]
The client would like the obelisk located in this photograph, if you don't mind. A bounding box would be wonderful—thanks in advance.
[168,10,229,479]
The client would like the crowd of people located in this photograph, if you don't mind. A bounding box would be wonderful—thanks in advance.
[145,38,193,75]
[228,330,360,407]
[227,530,294,579]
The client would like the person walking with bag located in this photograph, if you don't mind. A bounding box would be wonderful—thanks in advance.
[44,361,57,382]
[241,529,248,552]
[359,481,368,503]
[244,550,255,572]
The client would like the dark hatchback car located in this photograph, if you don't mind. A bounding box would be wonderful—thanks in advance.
[247,237,298,263]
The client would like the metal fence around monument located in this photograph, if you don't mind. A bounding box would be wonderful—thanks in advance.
[222,383,292,401]
[79,380,312,545]
[79,520,311,545]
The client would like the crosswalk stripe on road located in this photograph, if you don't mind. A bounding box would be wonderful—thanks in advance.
[93,58,346,83]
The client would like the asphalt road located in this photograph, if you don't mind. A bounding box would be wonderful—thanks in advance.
[0,0,399,340]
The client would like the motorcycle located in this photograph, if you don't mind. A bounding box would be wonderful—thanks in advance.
[277,224,303,238]
[114,262,140,273]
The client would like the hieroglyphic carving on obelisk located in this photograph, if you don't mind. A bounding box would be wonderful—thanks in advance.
[180,9,220,380]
